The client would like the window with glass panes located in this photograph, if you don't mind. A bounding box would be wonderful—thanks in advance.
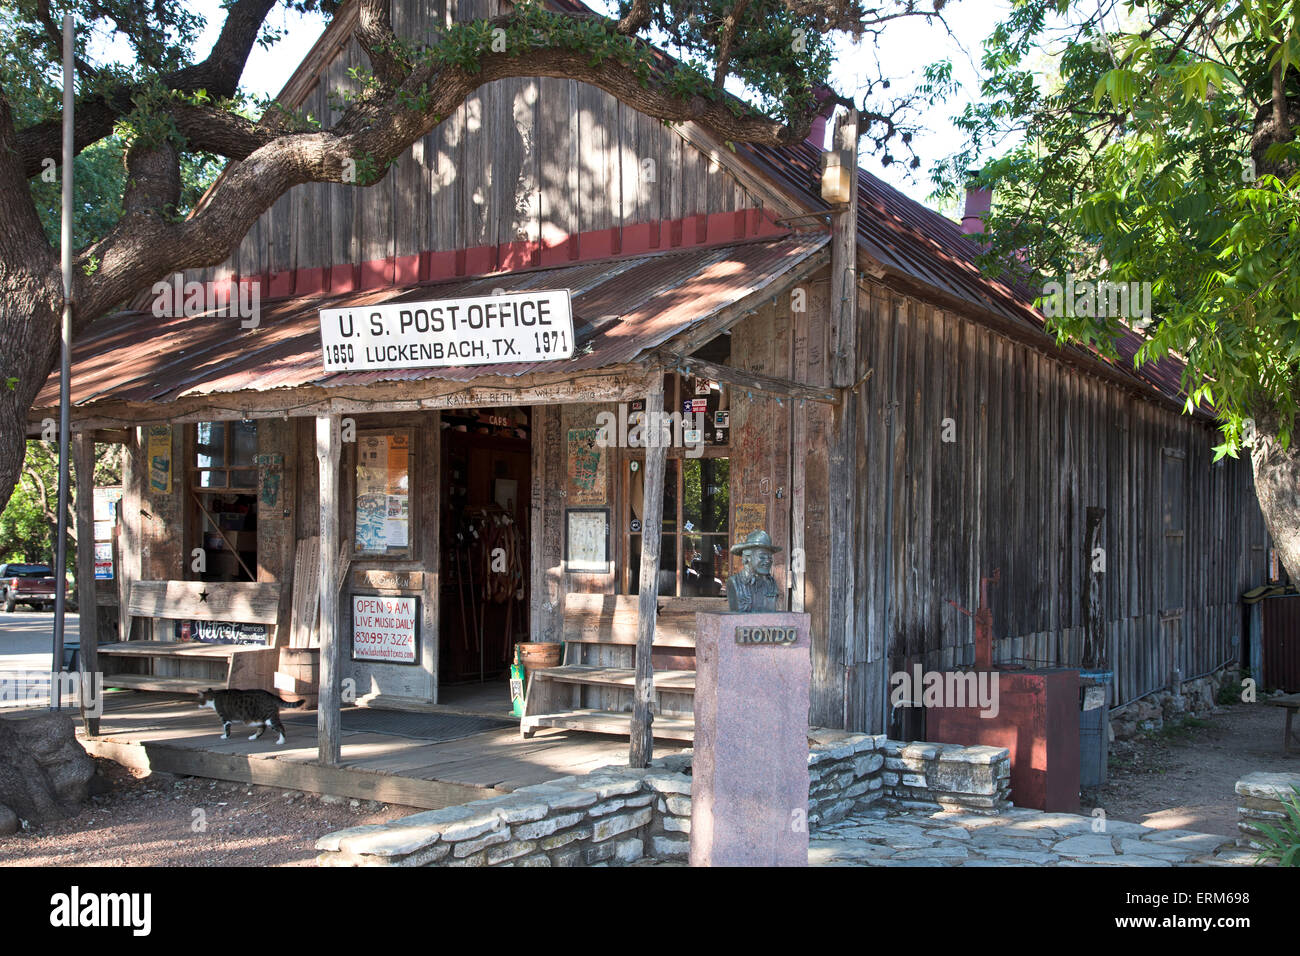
[624,372,730,597]
[195,421,258,491]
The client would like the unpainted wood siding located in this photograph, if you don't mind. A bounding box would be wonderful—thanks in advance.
[844,280,1270,734]
[196,0,752,284]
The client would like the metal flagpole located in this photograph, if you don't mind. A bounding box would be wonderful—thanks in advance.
[51,13,74,710]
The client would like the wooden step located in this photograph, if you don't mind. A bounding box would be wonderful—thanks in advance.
[521,708,695,741]
[102,674,216,694]
[530,666,696,693]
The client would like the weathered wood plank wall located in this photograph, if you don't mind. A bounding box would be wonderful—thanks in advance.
[846,279,1271,735]
[198,0,754,285]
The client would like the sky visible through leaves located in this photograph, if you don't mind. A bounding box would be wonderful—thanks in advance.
[82,0,1006,210]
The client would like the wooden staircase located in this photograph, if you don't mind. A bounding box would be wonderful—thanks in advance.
[520,594,726,741]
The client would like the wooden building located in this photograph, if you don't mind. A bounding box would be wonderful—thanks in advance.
[33,0,1272,754]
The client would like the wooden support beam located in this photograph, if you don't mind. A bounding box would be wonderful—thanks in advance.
[118,429,140,641]
[828,107,860,729]
[316,414,342,766]
[73,432,100,736]
[660,355,840,405]
[1082,506,1106,670]
[630,376,667,768]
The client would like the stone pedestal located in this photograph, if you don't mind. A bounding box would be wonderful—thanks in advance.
[690,611,811,867]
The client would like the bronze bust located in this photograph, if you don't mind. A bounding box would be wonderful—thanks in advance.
[727,529,781,612]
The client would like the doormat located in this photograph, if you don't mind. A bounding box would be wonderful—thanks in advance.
[284,708,516,742]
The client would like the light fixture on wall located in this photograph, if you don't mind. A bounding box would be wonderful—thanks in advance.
[821,151,852,205]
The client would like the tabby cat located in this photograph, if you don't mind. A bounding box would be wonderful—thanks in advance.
[196,688,304,745]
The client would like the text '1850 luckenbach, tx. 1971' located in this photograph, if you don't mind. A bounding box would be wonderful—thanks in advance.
[318,289,575,372]
[734,626,798,646]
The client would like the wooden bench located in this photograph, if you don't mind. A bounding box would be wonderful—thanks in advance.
[520,594,726,741]
[1264,693,1300,754]
[97,581,282,695]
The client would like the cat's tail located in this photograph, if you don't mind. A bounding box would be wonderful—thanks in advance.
[280,698,306,708]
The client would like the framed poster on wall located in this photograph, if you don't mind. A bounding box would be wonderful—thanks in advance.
[565,508,610,572]
[352,594,420,664]
[354,429,412,557]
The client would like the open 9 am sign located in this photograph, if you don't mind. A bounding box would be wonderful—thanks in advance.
[352,594,419,665]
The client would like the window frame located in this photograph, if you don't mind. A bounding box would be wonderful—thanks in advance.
[351,426,416,561]
[192,420,259,492]
[619,373,731,596]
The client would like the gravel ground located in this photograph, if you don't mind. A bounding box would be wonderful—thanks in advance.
[0,758,422,867]
[1083,699,1299,837]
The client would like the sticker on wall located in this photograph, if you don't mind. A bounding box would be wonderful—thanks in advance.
[734,503,768,544]
[147,425,172,494]
[567,427,607,506]
[695,378,713,396]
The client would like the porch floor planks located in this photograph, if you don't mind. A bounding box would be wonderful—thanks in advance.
[399,731,650,789]
[74,693,675,801]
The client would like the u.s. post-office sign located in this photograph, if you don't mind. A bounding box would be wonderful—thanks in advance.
[319,289,574,372]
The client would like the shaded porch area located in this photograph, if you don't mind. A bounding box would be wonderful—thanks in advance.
[75,690,682,810]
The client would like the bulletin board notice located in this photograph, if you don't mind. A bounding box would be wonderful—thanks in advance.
[355,431,411,555]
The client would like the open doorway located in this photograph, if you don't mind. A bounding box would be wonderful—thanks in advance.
[439,407,531,692]
[191,420,258,583]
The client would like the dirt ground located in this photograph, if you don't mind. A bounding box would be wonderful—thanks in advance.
[0,758,422,866]
[1084,699,1299,837]
[4,698,1294,865]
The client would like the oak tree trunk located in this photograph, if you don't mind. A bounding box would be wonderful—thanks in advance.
[1250,411,1300,585]
[0,274,62,525]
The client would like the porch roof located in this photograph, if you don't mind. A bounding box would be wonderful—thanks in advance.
[35,233,826,415]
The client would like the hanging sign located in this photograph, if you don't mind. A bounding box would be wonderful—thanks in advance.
[319,290,574,372]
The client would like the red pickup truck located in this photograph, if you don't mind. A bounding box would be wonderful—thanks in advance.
[0,563,59,612]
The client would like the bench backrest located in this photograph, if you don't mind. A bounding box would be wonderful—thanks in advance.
[127,580,282,625]
[561,594,727,648]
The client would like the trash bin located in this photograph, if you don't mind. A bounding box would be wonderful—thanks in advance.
[1079,669,1112,787]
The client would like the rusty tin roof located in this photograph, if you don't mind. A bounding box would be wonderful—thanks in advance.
[739,140,1198,412]
[37,233,827,413]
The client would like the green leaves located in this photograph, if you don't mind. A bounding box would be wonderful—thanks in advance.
[1249,785,1300,866]
[940,0,1300,455]
[1093,68,1141,110]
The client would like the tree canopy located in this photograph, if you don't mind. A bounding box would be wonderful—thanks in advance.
[935,0,1300,575]
[0,0,954,519]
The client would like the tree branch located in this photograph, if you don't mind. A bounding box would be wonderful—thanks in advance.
[712,0,753,92]
[355,0,408,88]
[15,0,279,178]
[73,40,808,321]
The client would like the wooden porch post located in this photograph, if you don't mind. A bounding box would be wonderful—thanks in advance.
[828,106,860,729]
[316,414,342,766]
[630,375,666,768]
[72,432,99,736]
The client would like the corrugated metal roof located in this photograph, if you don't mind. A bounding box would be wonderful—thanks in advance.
[738,140,1198,411]
[37,234,827,412]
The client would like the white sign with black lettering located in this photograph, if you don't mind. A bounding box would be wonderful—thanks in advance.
[352,595,419,664]
[319,290,574,371]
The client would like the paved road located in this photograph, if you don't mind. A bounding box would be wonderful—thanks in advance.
[0,610,81,708]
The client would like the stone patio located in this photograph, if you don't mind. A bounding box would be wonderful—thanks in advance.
[809,805,1261,867]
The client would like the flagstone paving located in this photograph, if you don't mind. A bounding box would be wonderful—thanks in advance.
[808,806,1261,867]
